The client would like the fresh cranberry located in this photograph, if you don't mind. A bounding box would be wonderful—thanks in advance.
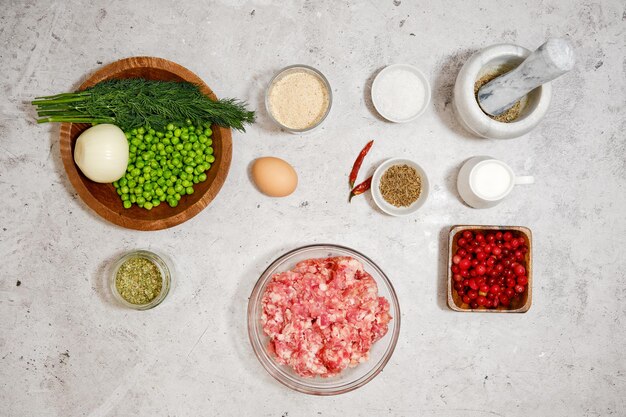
[480,284,490,293]
[476,296,487,306]
[462,295,471,304]
[459,258,471,270]
[452,255,461,265]
[503,231,513,241]
[457,248,467,257]
[461,270,469,278]
[506,277,516,287]
[468,290,478,300]
[517,276,528,286]
[458,237,466,247]
[514,265,526,276]
[490,285,501,294]
[454,282,463,291]
[499,294,510,305]
[514,284,525,293]
[453,274,463,282]
[492,247,502,256]
[468,279,478,290]
[462,230,473,239]
[484,299,493,308]
[505,288,515,298]
[470,302,479,309]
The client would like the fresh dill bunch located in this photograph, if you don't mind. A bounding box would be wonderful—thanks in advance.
[32,78,255,131]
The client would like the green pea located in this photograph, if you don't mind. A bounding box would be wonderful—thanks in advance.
[206,155,215,163]
[174,128,181,137]
[123,200,132,209]
[204,128,212,136]
[167,123,174,131]
[193,176,199,184]
[175,193,182,201]
[168,199,178,208]
[198,135,207,143]
[167,187,175,195]
[137,177,145,185]
[174,184,184,193]
[144,201,153,210]
[206,147,214,155]
[206,139,213,146]
[121,193,129,201]
[113,180,119,188]
[156,131,164,138]
[152,199,160,207]
[130,195,137,203]
[186,187,194,195]
[136,196,146,205]
[198,173,207,182]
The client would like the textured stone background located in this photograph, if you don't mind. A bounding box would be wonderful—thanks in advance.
[1,1,624,416]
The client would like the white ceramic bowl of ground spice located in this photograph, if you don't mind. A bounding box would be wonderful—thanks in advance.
[110,250,172,310]
[265,65,332,134]
[371,158,429,216]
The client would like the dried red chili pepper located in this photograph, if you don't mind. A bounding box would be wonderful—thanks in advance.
[349,176,372,202]
[349,140,374,189]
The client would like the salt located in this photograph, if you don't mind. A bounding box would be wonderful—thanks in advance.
[372,66,428,122]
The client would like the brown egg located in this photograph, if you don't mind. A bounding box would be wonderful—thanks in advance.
[251,157,298,197]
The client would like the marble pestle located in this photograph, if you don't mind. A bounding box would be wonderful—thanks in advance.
[477,38,575,116]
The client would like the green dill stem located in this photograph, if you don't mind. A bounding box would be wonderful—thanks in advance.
[32,96,90,106]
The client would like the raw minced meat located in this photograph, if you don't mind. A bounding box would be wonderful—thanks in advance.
[261,256,392,378]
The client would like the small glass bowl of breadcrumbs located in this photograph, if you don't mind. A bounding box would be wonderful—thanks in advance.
[371,158,430,216]
[110,250,172,310]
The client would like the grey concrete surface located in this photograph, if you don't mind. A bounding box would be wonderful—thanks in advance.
[1,1,625,416]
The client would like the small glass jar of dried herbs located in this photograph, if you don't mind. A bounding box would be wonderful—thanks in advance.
[110,250,171,310]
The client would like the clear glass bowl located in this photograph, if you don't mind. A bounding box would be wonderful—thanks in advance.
[109,250,172,310]
[265,65,333,134]
[247,244,401,395]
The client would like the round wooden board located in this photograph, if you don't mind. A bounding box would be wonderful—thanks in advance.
[59,57,232,231]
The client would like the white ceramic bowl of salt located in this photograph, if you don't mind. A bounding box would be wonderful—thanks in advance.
[371,64,431,123]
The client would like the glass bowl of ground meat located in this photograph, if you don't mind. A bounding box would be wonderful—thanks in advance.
[247,244,401,395]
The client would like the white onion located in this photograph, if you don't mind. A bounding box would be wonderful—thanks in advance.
[74,124,129,183]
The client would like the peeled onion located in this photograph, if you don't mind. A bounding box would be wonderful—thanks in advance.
[74,124,129,183]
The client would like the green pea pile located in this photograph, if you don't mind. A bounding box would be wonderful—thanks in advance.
[113,120,215,210]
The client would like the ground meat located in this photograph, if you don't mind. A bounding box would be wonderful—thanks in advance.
[261,256,392,378]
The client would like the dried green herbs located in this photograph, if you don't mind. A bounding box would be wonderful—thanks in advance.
[379,164,422,207]
[115,257,163,305]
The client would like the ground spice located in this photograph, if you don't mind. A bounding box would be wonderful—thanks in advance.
[268,70,330,130]
[474,71,522,123]
[115,257,162,305]
[379,164,422,207]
